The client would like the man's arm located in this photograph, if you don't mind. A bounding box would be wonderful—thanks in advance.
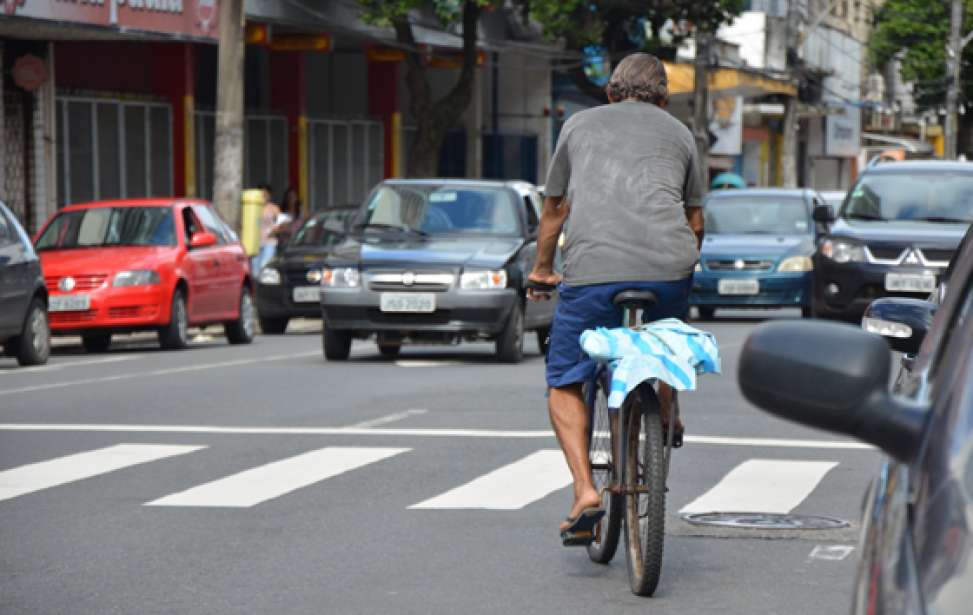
[527,196,570,295]
[686,206,704,250]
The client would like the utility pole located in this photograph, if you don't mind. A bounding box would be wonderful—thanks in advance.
[213,0,246,231]
[946,0,963,160]
[781,0,802,188]
[692,30,710,191]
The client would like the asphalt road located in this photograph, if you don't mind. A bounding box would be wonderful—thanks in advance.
[0,311,880,614]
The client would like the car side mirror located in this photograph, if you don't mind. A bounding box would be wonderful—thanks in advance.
[738,320,926,463]
[190,231,218,249]
[812,204,835,224]
[862,298,936,355]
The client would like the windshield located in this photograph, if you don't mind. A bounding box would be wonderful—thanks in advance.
[842,173,973,222]
[288,212,346,247]
[359,185,520,236]
[36,206,176,250]
[704,196,811,235]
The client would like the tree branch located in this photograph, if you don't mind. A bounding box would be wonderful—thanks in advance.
[432,1,482,120]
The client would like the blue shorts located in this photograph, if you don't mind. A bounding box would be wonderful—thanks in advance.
[545,279,692,389]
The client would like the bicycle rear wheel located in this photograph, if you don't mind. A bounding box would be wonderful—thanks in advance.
[585,375,622,564]
[623,385,666,596]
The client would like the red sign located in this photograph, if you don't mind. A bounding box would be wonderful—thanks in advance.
[12,54,47,91]
[4,0,219,41]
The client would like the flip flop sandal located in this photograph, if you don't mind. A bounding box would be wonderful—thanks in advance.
[559,507,606,547]
[662,423,685,448]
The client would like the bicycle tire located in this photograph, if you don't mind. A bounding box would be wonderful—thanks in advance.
[585,376,623,564]
[623,385,666,596]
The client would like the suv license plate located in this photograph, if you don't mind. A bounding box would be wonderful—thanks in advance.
[292,286,320,303]
[380,293,436,313]
[885,273,937,293]
[50,294,91,312]
[717,279,760,295]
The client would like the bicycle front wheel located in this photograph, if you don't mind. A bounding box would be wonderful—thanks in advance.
[623,385,666,596]
[585,375,622,564]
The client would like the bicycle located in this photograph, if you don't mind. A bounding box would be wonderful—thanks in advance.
[530,283,678,597]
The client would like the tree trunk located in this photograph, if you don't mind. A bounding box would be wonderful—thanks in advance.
[692,30,710,190]
[213,0,245,231]
[396,2,482,177]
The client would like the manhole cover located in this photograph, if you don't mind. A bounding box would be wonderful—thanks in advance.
[681,512,849,530]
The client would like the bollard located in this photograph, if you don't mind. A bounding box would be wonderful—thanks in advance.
[240,188,265,257]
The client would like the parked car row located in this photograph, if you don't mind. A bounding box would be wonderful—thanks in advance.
[0,198,256,366]
[693,160,973,321]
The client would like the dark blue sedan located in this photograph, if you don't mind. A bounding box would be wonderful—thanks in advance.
[690,188,823,319]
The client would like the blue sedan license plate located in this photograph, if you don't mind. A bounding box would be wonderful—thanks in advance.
[379,293,436,313]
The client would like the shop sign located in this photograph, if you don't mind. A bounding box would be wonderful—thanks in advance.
[3,0,219,41]
[826,103,861,158]
[12,54,47,91]
[709,95,742,156]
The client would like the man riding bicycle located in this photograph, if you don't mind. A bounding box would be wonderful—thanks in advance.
[527,53,705,540]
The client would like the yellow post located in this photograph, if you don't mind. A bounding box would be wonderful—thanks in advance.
[240,189,265,257]
[391,111,403,178]
[759,139,769,187]
[184,95,196,198]
[298,115,309,215]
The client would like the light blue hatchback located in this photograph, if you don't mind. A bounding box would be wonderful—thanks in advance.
[690,188,823,319]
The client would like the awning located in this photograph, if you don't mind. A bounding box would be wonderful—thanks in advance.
[862,132,934,154]
[664,63,797,99]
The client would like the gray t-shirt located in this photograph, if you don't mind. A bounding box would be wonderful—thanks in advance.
[545,100,703,286]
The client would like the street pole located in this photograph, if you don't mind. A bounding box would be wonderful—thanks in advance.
[946,0,963,160]
[781,0,802,188]
[213,0,246,231]
[692,30,710,192]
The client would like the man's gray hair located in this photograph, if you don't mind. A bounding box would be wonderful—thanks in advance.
[605,53,668,105]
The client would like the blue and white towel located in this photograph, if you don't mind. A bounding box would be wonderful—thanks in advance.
[580,318,721,409]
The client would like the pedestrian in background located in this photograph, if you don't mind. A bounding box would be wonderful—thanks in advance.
[274,186,303,250]
[255,184,281,272]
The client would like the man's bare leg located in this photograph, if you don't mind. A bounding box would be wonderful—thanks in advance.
[549,384,602,530]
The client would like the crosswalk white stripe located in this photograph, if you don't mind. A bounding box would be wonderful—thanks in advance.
[0,444,205,503]
[145,447,409,508]
[678,459,839,515]
[410,450,572,510]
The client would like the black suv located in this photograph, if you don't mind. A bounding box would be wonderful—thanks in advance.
[0,201,49,365]
[812,160,973,320]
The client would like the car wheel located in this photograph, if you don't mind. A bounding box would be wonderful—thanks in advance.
[495,301,524,364]
[377,342,401,358]
[535,327,550,357]
[14,298,50,366]
[81,332,112,353]
[322,325,352,361]
[259,316,289,335]
[159,290,189,350]
[225,288,256,344]
[696,307,715,321]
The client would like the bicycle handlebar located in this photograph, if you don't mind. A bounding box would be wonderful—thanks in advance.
[525,280,558,292]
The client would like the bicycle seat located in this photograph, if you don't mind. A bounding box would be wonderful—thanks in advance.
[612,289,659,310]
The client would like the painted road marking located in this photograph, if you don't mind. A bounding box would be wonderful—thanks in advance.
[394,360,461,367]
[146,447,408,508]
[0,352,319,396]
[0,355,142,375]
[0,444,204,503]
[809,545,855,561]
[345,409,428,429]
[411,450,571,510]
[679,459,839,514]
[0,424,876,450]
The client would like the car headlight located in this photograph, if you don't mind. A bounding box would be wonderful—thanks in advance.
[322,267,360,288]
[694,262,702,273]
[259,267,281,285]
[460,270,508,290]
[778,256,813,272]
[113,270,160,287]
[820,239,867,263]
[862,317,912,339]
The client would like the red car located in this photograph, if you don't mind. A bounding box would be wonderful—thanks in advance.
[34,199,255,352]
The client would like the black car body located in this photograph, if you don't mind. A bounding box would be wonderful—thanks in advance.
[254,206,355,333]
[0,201,49,365]
[319,179,555,362]
[738,228,973,614]
[812,160,973,320]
